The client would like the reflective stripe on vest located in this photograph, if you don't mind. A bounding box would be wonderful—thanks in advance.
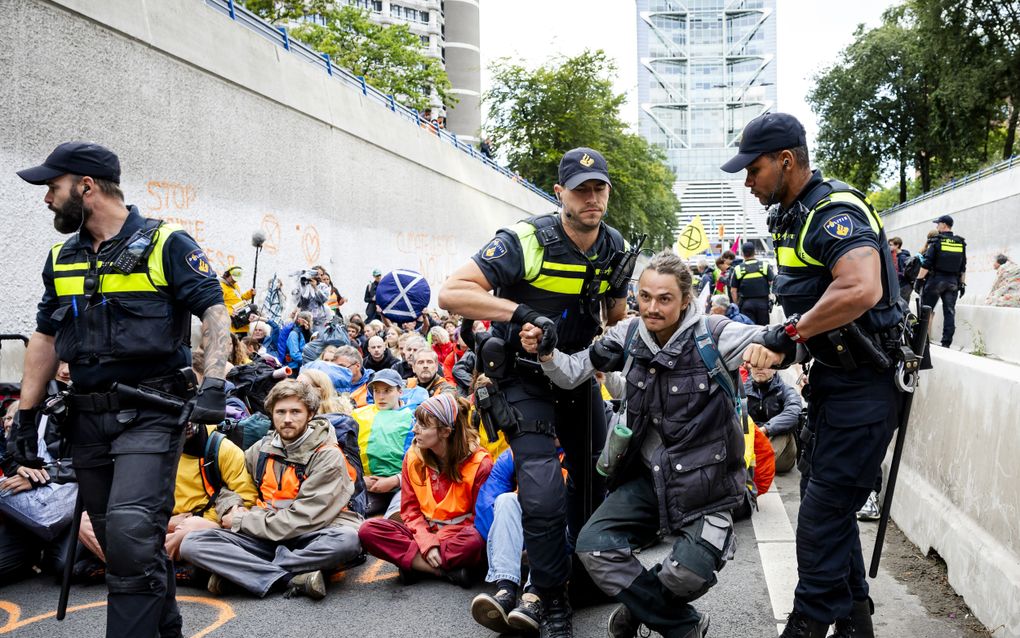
[255,442,347,511]
[50,223,180,298]
[776,191,881,269]
[406,447,488,528]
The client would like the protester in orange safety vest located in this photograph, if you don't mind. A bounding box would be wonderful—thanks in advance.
[358,393,493,587]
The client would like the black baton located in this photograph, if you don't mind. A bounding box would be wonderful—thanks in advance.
[57,491,84,620]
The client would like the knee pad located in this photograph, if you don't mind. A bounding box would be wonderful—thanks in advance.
[515,457,567,524]
[657,515,731,602]
[104,505,165,591]
[577,547,643,597]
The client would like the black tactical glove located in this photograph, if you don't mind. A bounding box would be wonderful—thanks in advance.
[512,304,558,357]
[13,408,44,469]
[760,323,799,360]
[590,338,625,372]
[913,278,926,294]
[958,283,966,299]
[179,377,227,428]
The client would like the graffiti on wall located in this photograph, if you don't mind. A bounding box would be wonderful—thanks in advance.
[395,231,457,285]
[146,179,237,272]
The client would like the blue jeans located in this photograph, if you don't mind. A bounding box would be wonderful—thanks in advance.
[486,492,526,586]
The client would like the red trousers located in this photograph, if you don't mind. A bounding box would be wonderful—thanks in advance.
[358,519,485,571]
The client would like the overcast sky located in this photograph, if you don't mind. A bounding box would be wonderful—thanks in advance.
[479,0,897,148]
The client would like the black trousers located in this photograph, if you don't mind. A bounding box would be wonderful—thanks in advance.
[739,297,770,325]
[70,406,183,638]
[502,374,607,593]
[921,277,959,347]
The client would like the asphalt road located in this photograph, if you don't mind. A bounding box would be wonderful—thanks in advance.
[0,471,977,638]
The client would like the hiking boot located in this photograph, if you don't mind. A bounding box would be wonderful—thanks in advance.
[397,567,421,586]
[856,491,881,522]
[833,599,875,638]
[471,588,517,633]
[442,566,475,589]
[779,610,830,638]
[284,570,327,600]
[539,592,573,638]
[679,612,710,638]
[206,573,235,596]
[508,591,543,634]
[607,604,641,638]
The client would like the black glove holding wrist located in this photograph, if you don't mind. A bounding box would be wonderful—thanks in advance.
[13,408,44,469]
[512,304,558,357]
[179,377,227,428]
[760,323,799,360]
[958,283,966,299]
[590,339,625,372]
[913,278,926,294]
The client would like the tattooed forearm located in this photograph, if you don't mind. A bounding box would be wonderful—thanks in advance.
[200,304,231,380]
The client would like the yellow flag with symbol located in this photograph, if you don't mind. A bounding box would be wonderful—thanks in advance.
[675,215,710,258]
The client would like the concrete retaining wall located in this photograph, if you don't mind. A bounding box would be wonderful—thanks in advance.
[892,347,1020,637]
[0,0,550,340]
[881,163,1020,303]
[927,304,1020,364]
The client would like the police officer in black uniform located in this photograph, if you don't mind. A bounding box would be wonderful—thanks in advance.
[729,241,774,325]
[724,114,905,638]
[440,148,629,638]
[916,215,966,347]
[12,142,231,638]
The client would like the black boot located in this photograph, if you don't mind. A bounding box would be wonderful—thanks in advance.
[607,604,641,638]
[539,589,573,638]
[779,610,830,638]
[833,598,875,638]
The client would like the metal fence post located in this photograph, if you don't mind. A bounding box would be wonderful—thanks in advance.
[388,94,396,111]
[227,0,236,19]
[321,53,332,76]
[358,76,367,95]
[277,26,289,50]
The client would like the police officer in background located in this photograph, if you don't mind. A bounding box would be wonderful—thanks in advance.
[729,241,775,325]
[440,148,629,637]
[915,215,966,347]
[12,142,231,638]
[724,114,904,638]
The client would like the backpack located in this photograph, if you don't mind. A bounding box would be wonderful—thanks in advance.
[276,322,298,362]
[902,253,922,285]
[193,431,226,517]
[322,413,367,517]
[227,359,283,416]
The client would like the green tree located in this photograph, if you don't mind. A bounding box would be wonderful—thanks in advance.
[241,1,451,110]
[485,51,680,248]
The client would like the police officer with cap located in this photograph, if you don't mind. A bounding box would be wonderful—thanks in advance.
[915,215,966,347]
[440,147,630,637]
[13,142,230,638]
[724,114,904,638]
[729,240,774,325]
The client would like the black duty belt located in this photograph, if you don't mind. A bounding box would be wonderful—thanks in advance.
[70,373,189,413]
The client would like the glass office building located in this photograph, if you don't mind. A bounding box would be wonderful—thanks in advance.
[636,0,777,245]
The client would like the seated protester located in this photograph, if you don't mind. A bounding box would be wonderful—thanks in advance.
[471,446,568,634]
[451,349,475,397]
[346,320,368,356]
[79,422,258,573]
[333,345,374,408]
[352,369,416,518]
[442,331,467,386]
[364,335,399,373]
[179,380,363,600]
[0,404,77,586]
[301,358,354,396]
[710,294,754,325]
[429,326,455,372]
[359,394,492,587]
[406,348,457,397]
[248,320,282,367]
[391,335,427,380]
[532,251,765,638]
[280,311,313,374]
[745,366,802,474]
[364,319,386,341]
[384,326,402,359]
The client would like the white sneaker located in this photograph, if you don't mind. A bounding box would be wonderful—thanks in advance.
[857,491,881,521]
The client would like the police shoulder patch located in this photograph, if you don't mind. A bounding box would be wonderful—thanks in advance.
[822,213,854,239]
[481,238,508,261]
[186,249,215,277]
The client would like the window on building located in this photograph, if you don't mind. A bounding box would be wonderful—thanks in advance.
[420,10,429,23]
[390,3,402,18]
[420,34,430,47]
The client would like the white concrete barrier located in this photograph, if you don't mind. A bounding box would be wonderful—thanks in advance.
[892,347,1020,637]
[926,303,1020,364]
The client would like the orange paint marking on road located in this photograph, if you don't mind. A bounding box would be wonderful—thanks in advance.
[0,595,234,637]
[356,557,398,584]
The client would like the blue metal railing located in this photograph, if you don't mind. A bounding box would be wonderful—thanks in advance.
[205,0,558,205]
[879,154,1019,217]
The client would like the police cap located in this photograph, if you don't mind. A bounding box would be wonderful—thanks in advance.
[17,141,121,185]
[558,147,612,190]
[933,215,954,227]
[721,113,807,173]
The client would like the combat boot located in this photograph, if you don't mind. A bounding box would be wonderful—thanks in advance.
[833,599,875,638]
[539,590,573,638]
[779,610,830,638]
[606,604,641,638]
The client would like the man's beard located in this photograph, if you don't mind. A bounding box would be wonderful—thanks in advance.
[51,189,88,234]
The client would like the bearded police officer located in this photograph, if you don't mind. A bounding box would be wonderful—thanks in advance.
[13,142,231,638]
[729,241,774,325]
[915,215,966,347]
[440,148,630,638]
[725,114,905,638]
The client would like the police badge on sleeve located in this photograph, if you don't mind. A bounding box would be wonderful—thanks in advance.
[823,214,854,239]
[186,249,215,277]
[482,238,507,261]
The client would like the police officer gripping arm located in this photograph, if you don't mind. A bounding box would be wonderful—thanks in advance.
[439,148,629,638]
[915,215,966,347]
[724,114,905,638]
[13,142,231,638]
